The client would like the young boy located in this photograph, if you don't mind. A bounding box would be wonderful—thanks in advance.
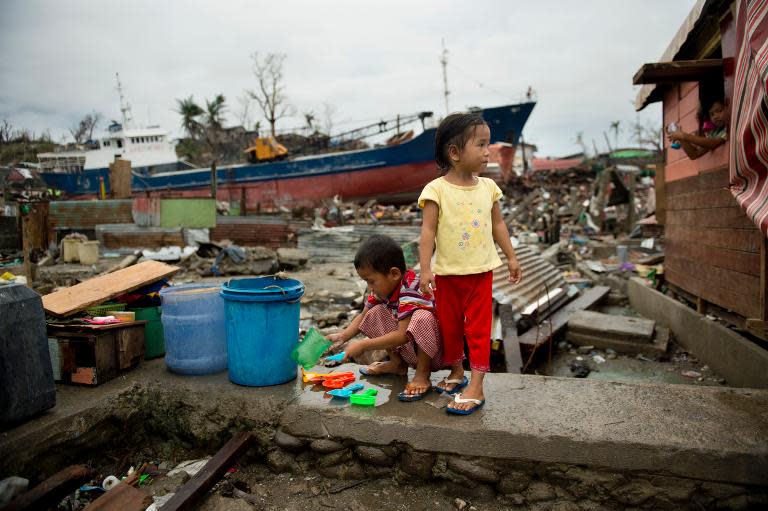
[328,234,444,401]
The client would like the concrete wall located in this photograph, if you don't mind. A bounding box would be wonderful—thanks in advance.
[628,277,768,389]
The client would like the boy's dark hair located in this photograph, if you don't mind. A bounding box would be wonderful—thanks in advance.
[354,234,406,274]
[434,112,488,174]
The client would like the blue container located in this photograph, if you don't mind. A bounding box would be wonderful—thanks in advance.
[220,276,305,386]
[160,284,227,375]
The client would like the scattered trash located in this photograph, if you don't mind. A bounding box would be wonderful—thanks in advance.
[681,370,702,379]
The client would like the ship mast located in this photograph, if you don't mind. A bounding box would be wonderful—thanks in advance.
[440,39,450,115]
[115,72,133,128]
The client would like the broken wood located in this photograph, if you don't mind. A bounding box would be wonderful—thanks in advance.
[567,326,670,356]
[518,286,610,347]
[160,431,254,511]
[98,253,140,276]
[82,481,152,511]
[42,260,179,317]
[498,303,522,373]
[568,310,655,342]
[0,465,90,511]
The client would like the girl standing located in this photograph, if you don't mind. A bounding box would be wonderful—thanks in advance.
[418,112,522,415]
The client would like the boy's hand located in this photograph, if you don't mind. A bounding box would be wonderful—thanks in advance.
[327,331,348,344]
[343,341,364,361]
[508,258,522,284]
[419,270,436,296]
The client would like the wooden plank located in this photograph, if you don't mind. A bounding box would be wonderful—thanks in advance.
[518,286,610,347]
[762,237,768,322]
[666,267,759,319]
[42,260,179,317]
[109,159,132,199]
[633,59,723,84]
[666,254,760,298]
[47,320,148,332]
[666,239,761,277]
[665,207,756,229]
[666,165,728,196]
[1,465,90,511]
[666,188,739,210]
[746,319,768,341]
[160,431,253,511]
[566,327,669,356]
[83,481,152,511]
[665,224,762,253]
[568,310,655,342]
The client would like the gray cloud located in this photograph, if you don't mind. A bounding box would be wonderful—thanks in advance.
[0,0,696,155]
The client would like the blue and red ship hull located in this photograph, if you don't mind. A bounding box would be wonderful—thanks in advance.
[41,102,535,209]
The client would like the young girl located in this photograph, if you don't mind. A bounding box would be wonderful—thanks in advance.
[418,112,522,415]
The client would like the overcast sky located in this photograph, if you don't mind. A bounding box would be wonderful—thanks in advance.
[1,0,696,156]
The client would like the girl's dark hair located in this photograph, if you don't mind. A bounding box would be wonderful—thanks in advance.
[354,234,406,274]
[434,112,487,174]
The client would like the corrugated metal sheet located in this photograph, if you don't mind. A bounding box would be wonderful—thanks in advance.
[132,197,161,227]
[50,200,133,230]
[298,224,421,262]
[211,216,310,249]
[95,224,184,249]
[492,244,566,317]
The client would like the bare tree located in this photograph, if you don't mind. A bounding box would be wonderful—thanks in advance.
[321,102,337,136]
[303,110,315,134]
[236,93,254,129]
[247,52,293,137]
[69,112,102,143]
[631,119,663,154]
[0,119,12,145]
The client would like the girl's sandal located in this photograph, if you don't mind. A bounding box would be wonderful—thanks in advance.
[446,393,485,415]
[434,376,469,395]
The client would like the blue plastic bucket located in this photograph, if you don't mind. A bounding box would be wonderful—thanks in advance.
[160,284,227,375]
[220,276,305,386]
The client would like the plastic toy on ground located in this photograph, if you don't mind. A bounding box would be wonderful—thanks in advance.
[324,351,345,362]
[327,382,364,398]
[349,388,378,406]
[321,373,356,388]
[291,328,332,370]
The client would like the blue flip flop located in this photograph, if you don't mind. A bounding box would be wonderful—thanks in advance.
[398,384,432,402]
[359,366,372,376]
[434,376,468,395]
[446,393,485,415]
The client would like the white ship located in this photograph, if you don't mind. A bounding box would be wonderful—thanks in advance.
[37,74,181,174]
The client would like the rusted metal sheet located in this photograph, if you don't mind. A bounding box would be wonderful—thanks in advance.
[131,197,161,227]
[210,216,309,249]
[50,200,133,230]
[95,224,184,249]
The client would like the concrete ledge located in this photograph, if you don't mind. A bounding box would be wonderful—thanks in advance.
[627,277,768,389]
[2,360,767,488]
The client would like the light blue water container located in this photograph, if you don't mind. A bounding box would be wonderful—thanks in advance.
[160,284,227,375]
[220,276,305,386]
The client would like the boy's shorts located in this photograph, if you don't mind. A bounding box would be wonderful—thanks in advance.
[359,304,445,370]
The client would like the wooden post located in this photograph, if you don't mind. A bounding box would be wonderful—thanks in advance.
[210,161,217,199]
[626,171,636,232]
[655,163,666,224]
[240,187,247,216]
[20,201,49,286]
[108,159,132,199]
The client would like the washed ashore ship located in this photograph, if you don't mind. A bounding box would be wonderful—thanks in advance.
[39,102,535,210]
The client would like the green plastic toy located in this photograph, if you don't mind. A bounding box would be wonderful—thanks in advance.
[291,328,332,370]
[349,388,378,406]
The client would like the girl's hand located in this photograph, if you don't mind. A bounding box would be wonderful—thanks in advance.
[508,258,522,284]
[667,130,686,143]
[419,270,436,296]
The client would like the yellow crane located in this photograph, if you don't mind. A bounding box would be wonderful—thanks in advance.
[243,137,288,163]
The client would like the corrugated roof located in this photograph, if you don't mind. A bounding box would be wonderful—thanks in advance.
[492,244,566,318]
[298,225,421,263]
[531,158,584,172]
[211,215,310,249]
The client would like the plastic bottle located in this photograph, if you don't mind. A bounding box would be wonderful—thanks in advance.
[667,122,681,149]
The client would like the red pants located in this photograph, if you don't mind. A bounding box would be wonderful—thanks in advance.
[434,271,493,372]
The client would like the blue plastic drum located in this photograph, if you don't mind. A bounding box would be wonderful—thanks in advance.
[160,284,227,375]
[220,277,305,386]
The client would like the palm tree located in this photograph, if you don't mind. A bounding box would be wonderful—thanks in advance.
[610,120,621,148]
[205,94,226,130]
[176,96,204,139]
